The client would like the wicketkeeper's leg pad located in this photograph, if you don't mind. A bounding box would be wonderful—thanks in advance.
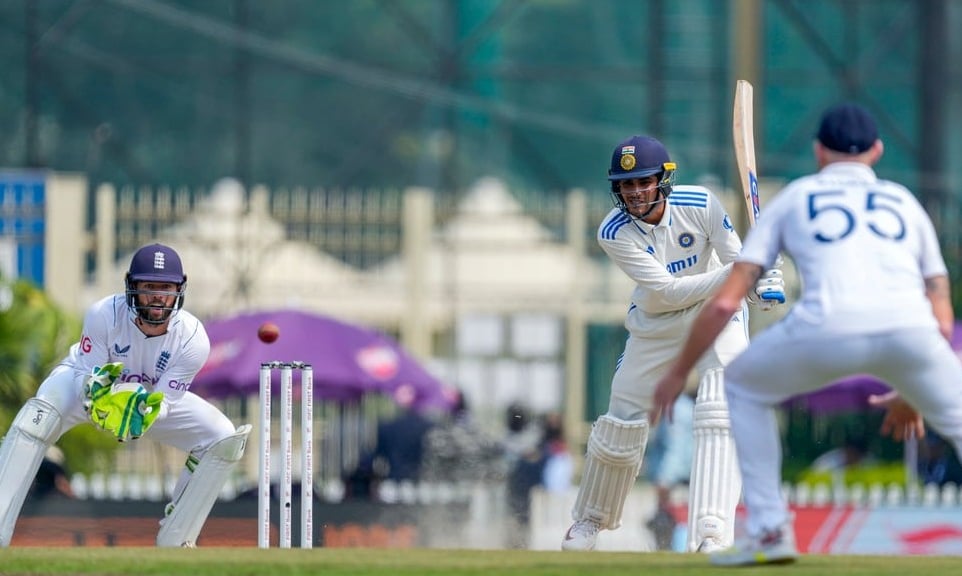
[688,368,741,551]
[156,424,251,547]
[571,414,647,530]
[0,398,62,547]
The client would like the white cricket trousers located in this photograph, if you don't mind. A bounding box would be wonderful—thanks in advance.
[38,364,236,452]
[725,324,962,536]
[608,305,749,420]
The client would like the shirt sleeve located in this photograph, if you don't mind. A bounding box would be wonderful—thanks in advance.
[707,192,743,265]
[71,299,115,388]
[912,195,949,279]
[599,232,731,314]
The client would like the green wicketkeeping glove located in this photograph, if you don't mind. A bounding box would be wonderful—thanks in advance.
[88,384,164,442]
[82,362,125,412]
[127,390,164,440]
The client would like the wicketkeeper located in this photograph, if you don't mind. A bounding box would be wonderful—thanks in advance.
[0,243,250,547]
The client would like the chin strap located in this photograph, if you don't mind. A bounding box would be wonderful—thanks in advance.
[623,190,670,221]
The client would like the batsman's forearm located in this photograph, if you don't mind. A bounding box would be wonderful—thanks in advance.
[639,265,732,314]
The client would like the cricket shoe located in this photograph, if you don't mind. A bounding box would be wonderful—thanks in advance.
[562,519,602,551]
[709,524,798,566]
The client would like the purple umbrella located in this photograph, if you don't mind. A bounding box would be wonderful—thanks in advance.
[193,309,456,412]
[783,374,891,414]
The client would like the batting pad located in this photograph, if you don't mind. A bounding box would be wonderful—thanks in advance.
[156,424,251,547]
[0,398,61,547]
[571,415,647,530]
[688,368,741,551]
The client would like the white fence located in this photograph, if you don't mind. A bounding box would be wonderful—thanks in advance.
[61,474,962,552]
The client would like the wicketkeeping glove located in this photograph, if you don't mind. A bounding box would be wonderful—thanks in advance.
[127,389,163,440]
[88,383,164,442]
[82,362,125,412]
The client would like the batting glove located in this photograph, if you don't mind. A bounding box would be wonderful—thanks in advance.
[752,268,786,311]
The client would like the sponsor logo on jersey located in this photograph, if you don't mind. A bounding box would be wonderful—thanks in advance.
[113,343,131,356]
[80,335,92,354]
[678,232,694,248]
[167,379,191,392]
[723,214,734,231]
[666,254,698,274]
[119,372,158,387]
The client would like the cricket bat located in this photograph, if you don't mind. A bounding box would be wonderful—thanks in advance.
[732,79,760,227]
[734,79,785,308]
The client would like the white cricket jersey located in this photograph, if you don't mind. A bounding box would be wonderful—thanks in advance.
[598,185,741,333]
[739,162,946,335]
[61,294,210,406]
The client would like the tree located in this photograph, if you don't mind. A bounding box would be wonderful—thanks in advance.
[0,279,119,476]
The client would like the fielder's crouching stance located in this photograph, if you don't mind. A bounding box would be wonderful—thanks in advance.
[562,135,783,553]
[0,243,249,547]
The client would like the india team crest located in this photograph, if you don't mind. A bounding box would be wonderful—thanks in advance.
[678,232,694,248]
[620,153,636,171]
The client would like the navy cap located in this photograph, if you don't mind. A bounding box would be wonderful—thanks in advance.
[608,135,673,180]
[816,103,878,154]
[127,243,185,283]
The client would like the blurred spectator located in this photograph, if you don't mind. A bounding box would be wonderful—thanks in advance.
[373,405,436,482]
[344,397,437,500]
[506,411,573,548]
[29,446,76,500]
[800,434,880,502]
[643,393,694,551]
[810,435,876,473]
[421,391,503,483]
[501,402,541,548]
[539,412,573,493]
[917,427,962,486]
[501,402,542,476]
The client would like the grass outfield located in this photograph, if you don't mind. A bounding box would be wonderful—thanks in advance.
[2,548,962,575]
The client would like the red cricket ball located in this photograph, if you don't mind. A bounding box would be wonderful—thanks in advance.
[257,322,280,344]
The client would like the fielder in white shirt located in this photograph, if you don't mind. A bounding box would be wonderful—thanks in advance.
[652,103,958,566]
[0,243,251,547]
[562,135,785,553]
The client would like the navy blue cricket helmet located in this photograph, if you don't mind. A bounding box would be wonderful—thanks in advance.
[125,243,187,324]
[607,135,677,215]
